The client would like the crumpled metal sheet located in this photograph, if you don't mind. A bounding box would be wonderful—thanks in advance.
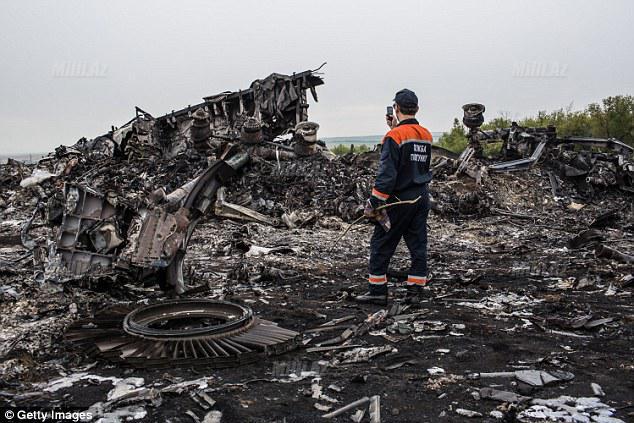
[53,184,133,277]
[118,207,189,268]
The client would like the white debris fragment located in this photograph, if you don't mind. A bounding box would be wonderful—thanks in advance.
[592,417,628,423]
[310,378,338,404]
[203,410,222,423]
[43,373,130,393]
[473,369,574,387]
[338,345,395,364]
[604,284,617,296]
[517,396,623,423]
[160,376,214,393]
[427,367,445,376]
[314,403,332,412]
[311,379,323,399]
[457,292,543,317]
[20,168,57,187]
[368,395,381,423]
[87,403,147,423]
[275,370,320,382]
[0,220,23,227]
[328,384,343,393]
[591,383,605,397]
[107,377,145,402]
[413,320,447,332]
[319,394,339,404]
[245,245,276,257]
[490,410,504,419]
[368,329,387,337]
[456,408,483,418]
[244,245,299,257]
[350,409,365,422]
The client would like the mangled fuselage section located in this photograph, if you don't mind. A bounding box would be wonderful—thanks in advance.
[96,69,326,160]
[41,69,326,292]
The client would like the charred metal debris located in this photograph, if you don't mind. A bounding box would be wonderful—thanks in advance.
[12,67,331,294]
[1,69,633,419]
[4,77,634,295]
[66,299,300,368]
[4,71,633,294]
[438,103,634,186]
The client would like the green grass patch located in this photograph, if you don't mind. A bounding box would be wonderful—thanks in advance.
[330,144,373,155]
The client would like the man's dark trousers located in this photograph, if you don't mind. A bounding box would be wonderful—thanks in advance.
[368,188,430,294]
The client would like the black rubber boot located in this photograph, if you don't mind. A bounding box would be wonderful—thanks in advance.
[404,285,423,304]
[354,291,388,306]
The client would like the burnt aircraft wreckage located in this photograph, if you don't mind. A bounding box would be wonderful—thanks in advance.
[13,68,633,369]
[448,103,634,180]
[41,92,633,295]
[35,67,326,367]
[45,66,327,293]
[434,103,634,192]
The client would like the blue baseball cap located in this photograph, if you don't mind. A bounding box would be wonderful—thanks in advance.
[393,89,418,108]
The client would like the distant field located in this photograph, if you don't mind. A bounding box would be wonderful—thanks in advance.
[0,153,48,164]
[323,132,442,148]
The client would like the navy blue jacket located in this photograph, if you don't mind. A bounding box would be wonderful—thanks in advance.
[371,118,433,205]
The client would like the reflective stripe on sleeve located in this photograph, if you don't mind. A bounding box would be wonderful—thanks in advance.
[371,188,389,201]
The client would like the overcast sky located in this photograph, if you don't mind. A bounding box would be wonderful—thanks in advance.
[1,0,633,153]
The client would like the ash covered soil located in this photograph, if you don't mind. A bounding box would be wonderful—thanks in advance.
[1,153,633,422]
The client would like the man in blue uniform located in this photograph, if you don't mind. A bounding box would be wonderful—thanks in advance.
[355,89,432,305]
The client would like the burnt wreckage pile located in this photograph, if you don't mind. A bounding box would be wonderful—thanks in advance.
[2,68,634,421]
[426,104,633,217]
[5,68,331,368]
[2,68,634,377]
[20,68,329,294]
[454,103,633,184]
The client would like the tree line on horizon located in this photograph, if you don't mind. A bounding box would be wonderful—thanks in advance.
[437,95,634,154]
